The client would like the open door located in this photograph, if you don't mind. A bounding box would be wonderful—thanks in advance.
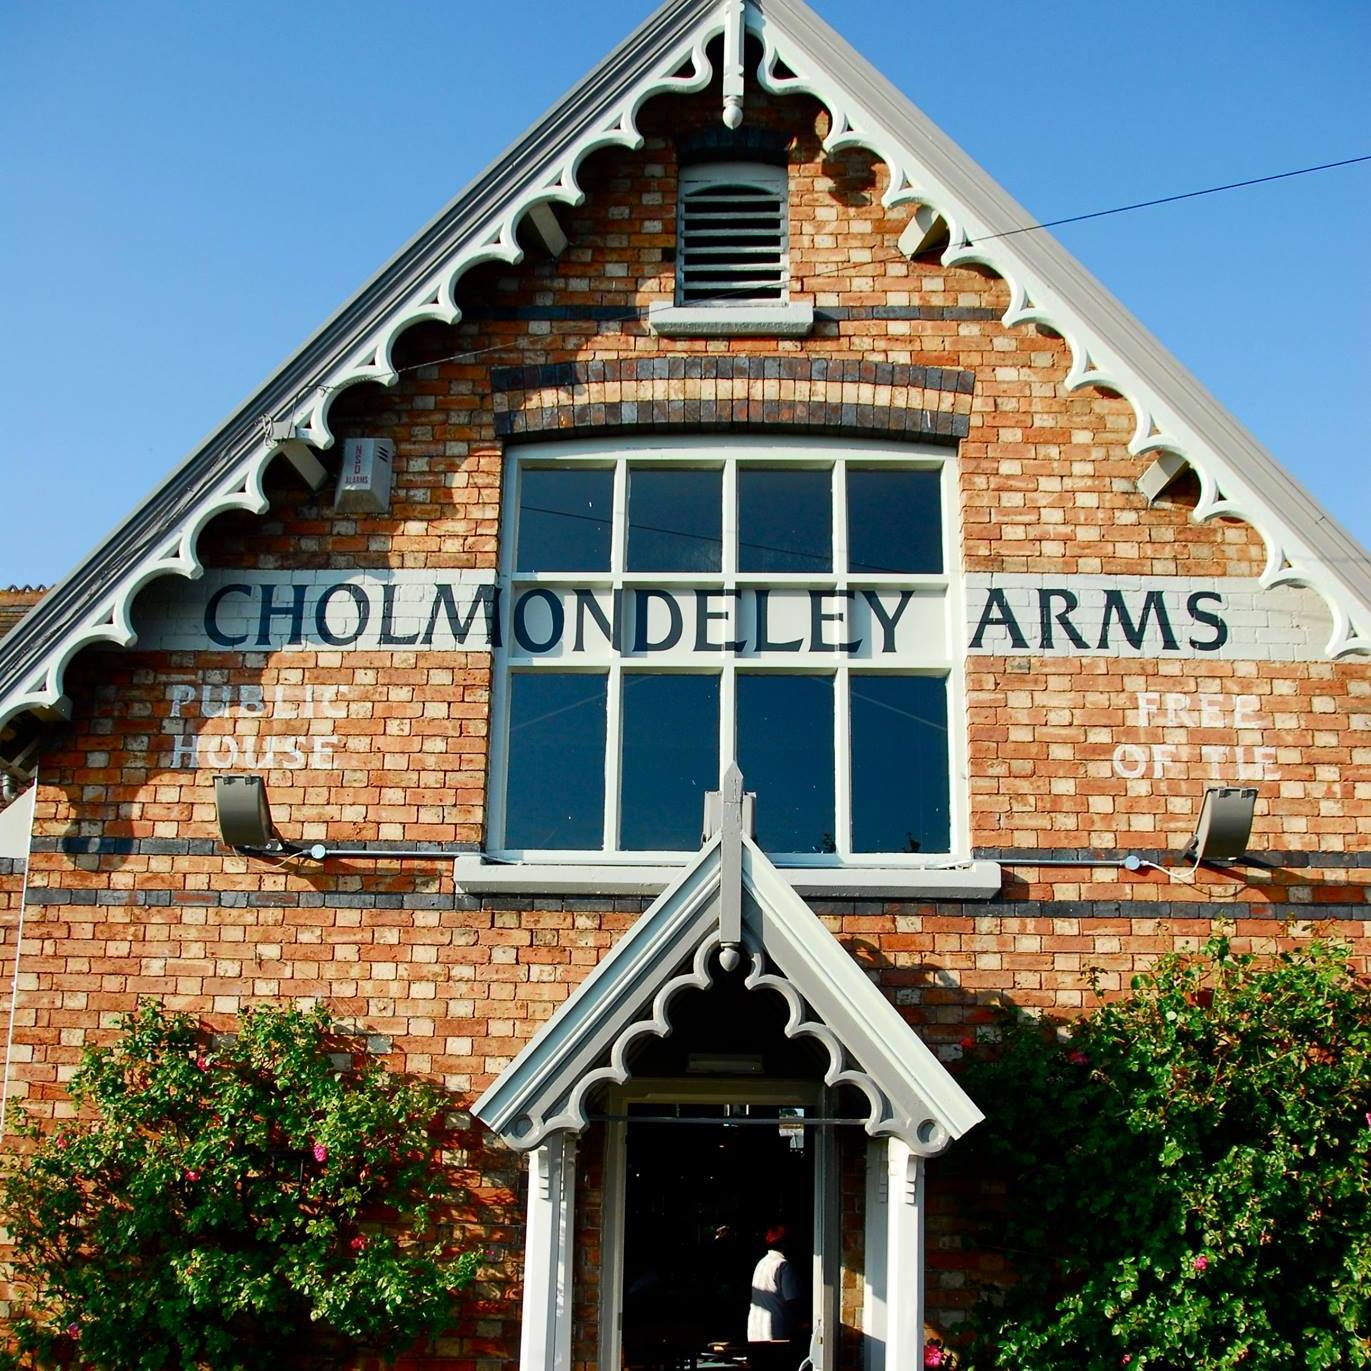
[602,1080,836,1371]
[620,1102,814,1367]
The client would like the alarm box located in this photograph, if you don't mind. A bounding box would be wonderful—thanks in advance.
[333,438,394,514]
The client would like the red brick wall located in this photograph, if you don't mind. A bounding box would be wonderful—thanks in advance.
[2,78,1367,1366]
[0,589,45,642]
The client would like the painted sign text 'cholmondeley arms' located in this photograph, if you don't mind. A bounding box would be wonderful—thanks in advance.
[138,569,1331,662]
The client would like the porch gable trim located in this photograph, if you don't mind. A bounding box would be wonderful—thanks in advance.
[471,829,982,1155]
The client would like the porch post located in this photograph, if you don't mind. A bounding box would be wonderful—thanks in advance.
[810,1115,840,1371]
[884,1138,925,1370]
[518,1131,578,1371]
[862,1138,889,1370]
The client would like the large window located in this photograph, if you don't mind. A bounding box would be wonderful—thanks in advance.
[492,439,961,863]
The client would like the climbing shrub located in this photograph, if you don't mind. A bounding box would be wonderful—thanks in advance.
[958,937,1371,1370]
[0,1002,478,1370]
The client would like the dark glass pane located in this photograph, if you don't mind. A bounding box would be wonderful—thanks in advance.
[621,674,720,850]
[516,468,613,572]
[738,469,832,573]
[505,673,606,849]
[850,675,950,853]
[737,674,834,853]
[627,468,723,572]
[847,468,943,574]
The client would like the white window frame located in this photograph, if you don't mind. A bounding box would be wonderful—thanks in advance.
[488,435,971,869]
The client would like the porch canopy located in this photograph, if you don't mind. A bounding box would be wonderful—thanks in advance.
[472,767,982,1371]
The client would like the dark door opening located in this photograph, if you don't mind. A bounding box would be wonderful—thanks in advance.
[621,1104,814,1370]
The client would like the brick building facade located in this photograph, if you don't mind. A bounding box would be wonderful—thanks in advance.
[1,3,1367,1368]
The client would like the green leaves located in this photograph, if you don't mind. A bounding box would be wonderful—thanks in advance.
[0,1002,478,1369]
[957,938,1371,1370]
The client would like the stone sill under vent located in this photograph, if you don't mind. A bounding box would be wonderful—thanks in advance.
[647,302,815,338]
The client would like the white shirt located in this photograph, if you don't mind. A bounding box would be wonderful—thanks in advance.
[747,1248,800,1342]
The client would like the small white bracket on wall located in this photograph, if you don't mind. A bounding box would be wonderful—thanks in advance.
[260,417,328,492]
[1135,451,1190,505]
[897,204,946,260]
[526,201,569,259]
[722,0,746,128]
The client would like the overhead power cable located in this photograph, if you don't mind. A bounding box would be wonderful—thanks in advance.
[970,153,1371,244]
[368,150,1371,386]
[270,149,1370,404]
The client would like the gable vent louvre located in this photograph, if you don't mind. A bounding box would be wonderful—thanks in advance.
[677,162,788,306]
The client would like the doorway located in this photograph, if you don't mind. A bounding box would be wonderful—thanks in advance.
[621,1102,815,1369]
[600,1077,838,1371]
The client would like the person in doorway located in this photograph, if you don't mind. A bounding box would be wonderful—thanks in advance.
[747,1223,800,1370]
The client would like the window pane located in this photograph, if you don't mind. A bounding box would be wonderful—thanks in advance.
[627,468,723,572]
[504,673,607,849]
[737,674,834,853]
[850,676,950,853]
[738,469,832,573]
[847,468,943,574]
[621,674,720,850]
[516,468,613,572]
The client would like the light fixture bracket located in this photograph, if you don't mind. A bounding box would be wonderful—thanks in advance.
[214,775,297,853]
[1183,786,1258,865]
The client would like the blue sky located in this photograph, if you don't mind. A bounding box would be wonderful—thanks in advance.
[2,0,1367,588]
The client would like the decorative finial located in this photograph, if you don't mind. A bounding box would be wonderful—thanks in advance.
[718,762,745,958]
[722,0,745,129]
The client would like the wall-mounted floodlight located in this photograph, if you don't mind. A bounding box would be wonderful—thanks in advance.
[1183,786,1257,865]
[214,775,296,853]
[214,775,452,865]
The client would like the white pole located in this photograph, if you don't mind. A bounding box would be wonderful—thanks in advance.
[0,772,38,1140]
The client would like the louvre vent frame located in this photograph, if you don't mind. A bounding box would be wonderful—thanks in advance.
[675,160,789,307]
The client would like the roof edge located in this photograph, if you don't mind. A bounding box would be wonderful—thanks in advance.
[3,0,1367,751]
[0,0,723,729]
[756,0,1371,631]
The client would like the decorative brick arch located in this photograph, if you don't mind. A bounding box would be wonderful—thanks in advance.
[490,355,973,443]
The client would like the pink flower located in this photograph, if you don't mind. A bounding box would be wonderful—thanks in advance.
[1193,1255,1209,1272]
[1121,1358,1132,1366]
[924,1345,944,1368]
[1068,1049,1090,1066]
[1364,1111,1371,1129]
[67,1323,79,1340]
[349,1234,368,1252]
[55,1134,69,1150]
[312,1141,328,1164]
[959,1036,974,1050]
[195,1055,208,1071]
[184,1170,200,1183]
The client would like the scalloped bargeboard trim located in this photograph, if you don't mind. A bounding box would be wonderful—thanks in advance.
[503,935,951,1157]
[2,0,1366,743]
